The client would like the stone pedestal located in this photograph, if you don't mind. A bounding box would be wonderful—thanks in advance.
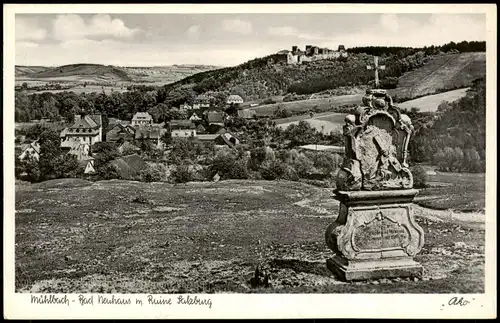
[325,189,424,281]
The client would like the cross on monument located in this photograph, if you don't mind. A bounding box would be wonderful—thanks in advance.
[366,56,385,88]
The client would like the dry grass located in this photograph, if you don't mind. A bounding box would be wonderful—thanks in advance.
[15,179,485,294]
[390,53,485,99]
[250,94,363,117]
[397,88,470,112]
[415,171,485,212]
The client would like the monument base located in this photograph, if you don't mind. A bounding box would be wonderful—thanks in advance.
[325,189,425,282]
[327,255,423,281]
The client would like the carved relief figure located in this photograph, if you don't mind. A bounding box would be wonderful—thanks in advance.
[336,89,414,191]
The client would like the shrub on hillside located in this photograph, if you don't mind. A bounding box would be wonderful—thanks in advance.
[282,149,316,178]
[139,163,169,183]
[171,164,193,183]
[209,150,250,180]
[258,159,287,180]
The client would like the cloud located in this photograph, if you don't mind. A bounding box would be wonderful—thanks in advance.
[16,18,47,41]
[186,25,200,39]
[380,14,400,33]
[337,14,485,48]
[221,19,252,34]
[17,41,40,48]
[268,26,329,41]
[51,14,141,41]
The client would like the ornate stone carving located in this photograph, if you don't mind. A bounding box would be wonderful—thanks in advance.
[336,89,414,191]
[325,88,425,281]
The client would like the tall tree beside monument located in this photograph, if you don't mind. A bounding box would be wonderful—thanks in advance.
[324,61,425,281]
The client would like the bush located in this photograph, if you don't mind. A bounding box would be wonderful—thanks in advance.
[139,163,169,183]
[172,164,193,183]
[283,149,315,178]
[259,159,287,180]
[411,165,427,188]
[209,150,250,180]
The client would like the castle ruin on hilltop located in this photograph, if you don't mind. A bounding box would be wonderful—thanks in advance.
[270,44,348,65]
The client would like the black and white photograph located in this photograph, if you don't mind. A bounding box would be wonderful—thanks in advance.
[4,3,496,319]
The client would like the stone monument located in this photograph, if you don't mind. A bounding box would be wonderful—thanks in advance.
[325,88,424,281]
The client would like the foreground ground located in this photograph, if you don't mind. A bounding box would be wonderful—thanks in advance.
[15,178,485,294]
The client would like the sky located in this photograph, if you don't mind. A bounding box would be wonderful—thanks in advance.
[15,13,486,67]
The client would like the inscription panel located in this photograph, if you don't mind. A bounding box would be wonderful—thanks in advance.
[352,219,382,251]
[382,219,409,249]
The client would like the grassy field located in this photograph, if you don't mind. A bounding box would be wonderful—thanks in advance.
[250,94,363,117]
[389,52,485,100]
[276,113,346,135]
[397,88,470,112]
[415,169,485,212]
[15,178,485,294]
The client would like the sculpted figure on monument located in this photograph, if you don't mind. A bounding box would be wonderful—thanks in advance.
[336,89,414,191]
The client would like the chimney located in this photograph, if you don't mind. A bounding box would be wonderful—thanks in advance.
[74,114,81,122]
[292,45,298,53]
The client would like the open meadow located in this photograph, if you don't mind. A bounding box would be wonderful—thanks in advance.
[396,88,470,112]
[250,94,363,117]
[15,176,485,294]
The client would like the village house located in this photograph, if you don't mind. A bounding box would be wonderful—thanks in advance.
[188,112,202,122]
[193,94,212,109]
[66,142,95,174]
[207,111,225,127]
[169,120,196,138]
[196,132,240,148]
[135,125,167,149]
[60,113,103,147]
[108,118,130,127]
[195,124,207,134]
[18,140,41,161]
[180,103,193,111]
[131,112,153,126]
[237,109,257,120]
[105,123,136,143]
[226,94,244,105]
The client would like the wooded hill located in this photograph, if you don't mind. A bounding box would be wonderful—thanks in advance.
[163,41,486,102]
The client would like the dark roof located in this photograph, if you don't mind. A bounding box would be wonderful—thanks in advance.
[237,109,256,119]
[135,126,162,139]
[118,141,140,152]
[207,112,224,124]
[72,114,100,129]
[169,119,195,129]
[106,123,136,141]
[132,112,153,120]
[110,154,147,179]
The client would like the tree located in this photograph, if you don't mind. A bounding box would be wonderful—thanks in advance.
[452,147,464,171]
[160,131,172,146]
[433,149,446,171]
[91,142,120,165]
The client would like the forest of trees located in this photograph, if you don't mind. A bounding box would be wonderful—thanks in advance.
[347,41,486,57]
[409,77,486,172]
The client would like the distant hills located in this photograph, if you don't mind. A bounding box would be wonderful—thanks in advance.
[15,63,221,85]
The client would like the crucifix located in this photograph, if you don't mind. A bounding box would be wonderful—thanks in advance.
[366,56,385,88]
